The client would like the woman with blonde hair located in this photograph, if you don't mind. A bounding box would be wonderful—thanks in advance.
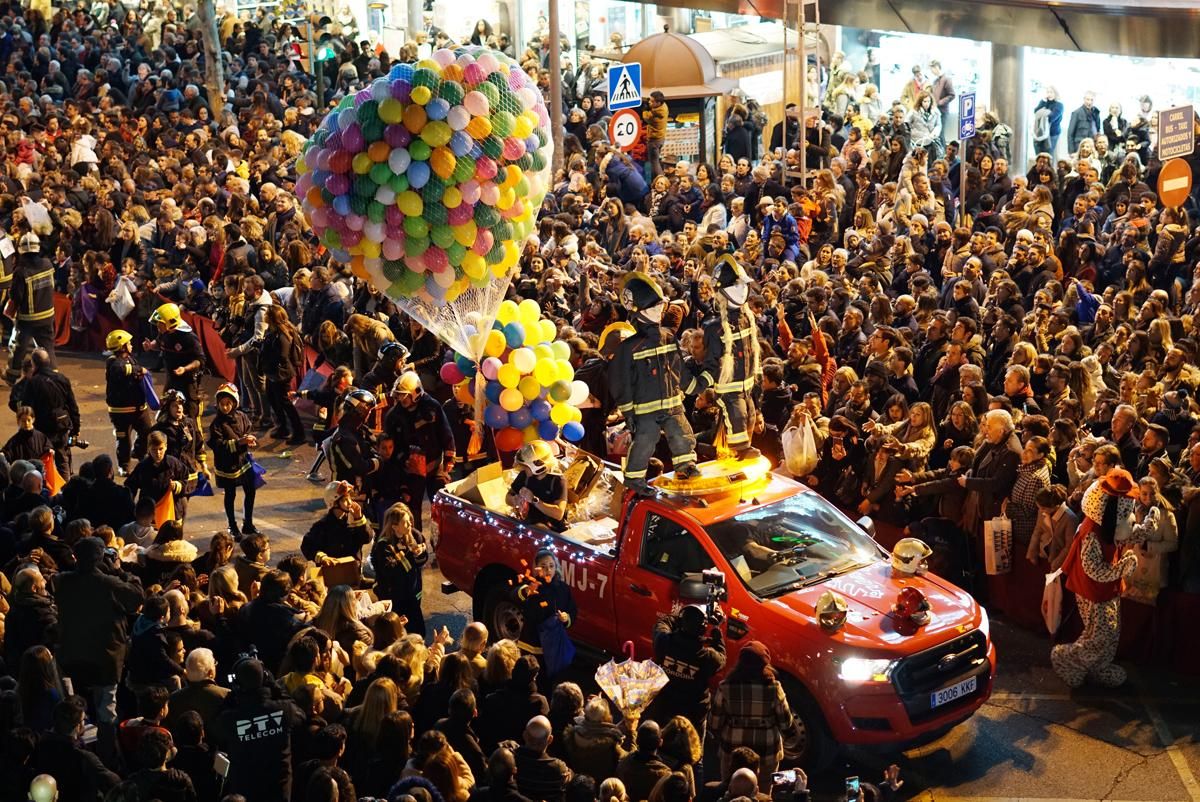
[345,676,401,779]
[599,778,628,802]
[859,401,937,518]
[206,564,247,609]
[564,696,626,781]
[313,584,374,654]
[660,717,703,797]
[372,502,429,637]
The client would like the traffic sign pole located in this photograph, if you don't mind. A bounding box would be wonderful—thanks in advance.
[958,91,976,226]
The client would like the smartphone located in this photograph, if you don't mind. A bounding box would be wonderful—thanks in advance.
[772,770,797,786]
[845,776,860,800]
[214,752,231,778]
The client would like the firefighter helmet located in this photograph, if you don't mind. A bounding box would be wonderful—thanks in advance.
[619,271,665,312]
[17,232,40,254]
[342,388,377,416]
[815,590,849,632]
[392,371,422,399]
[515,440,556,477]
[891,537,932,575]
[105,330,133,352]
[713,254,750,289]
[324,480,354,508]
[215,383,240,406]
[378,340,410,365]
[598,321,636,356]
[150,302,184,331]
[892,586,931,626]
[162,389,187,409]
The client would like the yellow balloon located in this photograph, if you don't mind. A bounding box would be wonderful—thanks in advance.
[296,158,309,175]
[534,344,555,362]
[550,403,573,426]
[518,298,541,326]
[497,299,519,325]
[397,191,423,217]
[469,331,488,355]
[511,347,536,374]
[497,363,521,389]
[567,406,583,423]
[512,114,534,139]
[523,424,540,443]
[360,239,381,258]
[352,152,374,174]
[490,262,508,279]
[496,188,515,211]
[499,388,524,412]
[484,329,507,358]
[503,240,521,266]
[518,375,541,401]
[416,58,441,71]
[533,359,558,387]
[556,359,575,383]
[539,319,557,343]
[462,252,487,280]
[410,85,432,105]
[551,340,571,361]
[379,98,404,124]
[443,186,463,208]
[453,222,477,247]
[446,280,465,303]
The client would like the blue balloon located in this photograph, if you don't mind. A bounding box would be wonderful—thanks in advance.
[393,63,414,81]
[484,380,503,404]
[463,323,477,337]
[503,322,525,349]
[455,353,476,373]
[330,248,352,263]
[493,320,505,330]
[332,195,352,216]
[525,134,539,153]
[312,169,331,186]
[530,399,552,421]
[449,131,473,157]
[538,420,560,440]
[407,161,431,189]
[484,404,509,429]
[469,144,484,159]
[509,408,533,429]
[426,98,450,121]
[562,421,585,442]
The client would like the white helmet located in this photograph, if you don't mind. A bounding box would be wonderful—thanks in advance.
[891,537,932,575]
[324,480,353,508]
[515,441,556,477]
[17,232,40,254]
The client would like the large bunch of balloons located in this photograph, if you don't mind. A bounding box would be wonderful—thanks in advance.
[439,299,588,452]
[295,47,553,307]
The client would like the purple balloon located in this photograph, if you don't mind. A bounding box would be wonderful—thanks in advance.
[316,151,333,172]
[355,89,372,105]
[325,173,351,196]
[384,124,412,148]
[326,130,343,151]
[391,80,412,103]
[525,134,539,153]
[342,124,364,153]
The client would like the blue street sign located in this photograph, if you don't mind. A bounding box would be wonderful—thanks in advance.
[608,62,643,111]
[959,92,976,140]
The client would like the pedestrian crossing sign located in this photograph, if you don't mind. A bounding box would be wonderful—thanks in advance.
[608,62,643,111]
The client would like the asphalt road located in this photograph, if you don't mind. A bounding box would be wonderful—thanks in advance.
[11,353,1200,802]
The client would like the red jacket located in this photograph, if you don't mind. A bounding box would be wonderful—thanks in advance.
[1062,518,1121,603]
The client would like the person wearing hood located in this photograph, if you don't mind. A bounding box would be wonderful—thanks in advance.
[689,256,762,461]
[4,565,58,670]
[610,272,701,493]
[563,697,627,782]
[126,594,187,692]
[215,658,304,802]
[139,519,199,587]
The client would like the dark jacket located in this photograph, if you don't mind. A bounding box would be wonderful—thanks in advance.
[168,679,231,735]
[77,476,136,532]
[215,687,304,802]
[964,432,1022,524]
[3,590,58,669]
[52,563,144,685]
[300,510,372,562]
[514,745,573,802]
[237,598,306,674]
[30,731,121,802]
[127,616,187,687]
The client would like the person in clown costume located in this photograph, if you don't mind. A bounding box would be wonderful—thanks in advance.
[1051,468,1139,688]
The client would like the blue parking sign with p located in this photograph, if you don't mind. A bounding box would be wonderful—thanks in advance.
[959,92,976,140]
[608,63,643,111]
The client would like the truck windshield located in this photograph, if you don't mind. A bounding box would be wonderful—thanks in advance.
[705,492,882,597]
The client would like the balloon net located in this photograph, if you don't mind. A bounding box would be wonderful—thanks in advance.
[393,274,514,361]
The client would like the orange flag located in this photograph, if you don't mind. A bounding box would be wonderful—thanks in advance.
[41,452,65,496]
[154,490,176,528]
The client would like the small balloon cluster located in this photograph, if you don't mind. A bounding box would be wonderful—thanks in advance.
[295,47,553,306]
[439,299,588,452]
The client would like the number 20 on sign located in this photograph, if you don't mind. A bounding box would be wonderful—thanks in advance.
[609,109,642,153]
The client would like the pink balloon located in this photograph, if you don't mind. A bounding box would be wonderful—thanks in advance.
[344,213,365,231]
[342,124,365,153]
[459,180,481,204]
[382,238,404,260]
[463,65,487,88]
[481,357,502,380]
[325,174,350,196]
[502,137,525,161]
[295,173,312,197]
[446,205,473,226]
[474,157,498,181]
[304,148,321,171]
[425,246,448,272]
[440,362,465,384]
[385,205,404,226]
[472,229,494,255]
[316,150,333,172]
[342,229,363,247]
[508,70,524,91]
[311,207,330,229]
[479,182,500,206]
[408,253,428,272]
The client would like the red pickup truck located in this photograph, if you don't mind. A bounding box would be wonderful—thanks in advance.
[433,459,995,768]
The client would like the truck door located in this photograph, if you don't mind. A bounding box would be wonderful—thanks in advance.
[614,503,717,659]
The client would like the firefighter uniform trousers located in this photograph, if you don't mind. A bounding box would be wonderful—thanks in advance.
[612,328,698,483]
[106,355,151,470]
[695,304,759,452]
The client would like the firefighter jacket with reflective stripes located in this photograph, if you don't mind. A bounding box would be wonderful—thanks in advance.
[610,322,687,418]
[697,304,758,396]
[11,255,54,323]
[152,416,206,475]
[207,410,253,480]
[105,354,148,413]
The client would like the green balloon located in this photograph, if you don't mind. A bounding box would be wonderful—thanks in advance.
[391,270,424,297]
[404,217,429,238]
[424,202,448,226]
[422,183,444,205]
[493,220,513,240]
[388,173,410,192]
[367,201,386,223]
[446,242,467,266]
[362,118,385,142]
[517,155,534,171]
[312,129,329,146]
[369,163,392,185]
[478,82,500,107]
[470,274,490,289]
[451,156,475,183]
[358,99,380,123]
[405,236,430,256]
[473,204,499,228]
[321,188,335,205]
[324,229,342,248]
[382,260,405,282]
[486,73,507,92]
[425,175,446,195]
[409,140,432,161]
[482,135,503,159]
[430,224,455,249]
[535,128,548,147]
[353,175,377,197]
[486,242,505,262]
[439,80,465,105]
[413,67,440,88]
[491,111,514,138]
[516,176,530,196]
[337,96,354,110]
[348,196,368,215]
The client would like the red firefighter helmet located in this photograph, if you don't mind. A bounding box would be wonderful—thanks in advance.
[892,586,931,627]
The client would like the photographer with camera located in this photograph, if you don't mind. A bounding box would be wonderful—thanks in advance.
[644,580,726,740]
[215,656,304,802]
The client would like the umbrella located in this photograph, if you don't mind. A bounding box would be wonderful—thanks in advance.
[595,646,669,723]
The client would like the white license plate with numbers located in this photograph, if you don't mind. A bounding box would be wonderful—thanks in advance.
[930,676,976,708]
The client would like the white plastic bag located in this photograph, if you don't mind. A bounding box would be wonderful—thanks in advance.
[984,515,1013,575]
[1042,569,1063,635]
[782,419,819,477]
[107,275,136,320]
[21,200,53,236]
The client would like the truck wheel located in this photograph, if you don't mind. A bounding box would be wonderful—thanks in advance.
[781,679,836,772]
[481,583,525,643]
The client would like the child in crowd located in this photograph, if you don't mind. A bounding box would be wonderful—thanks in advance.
[207,382,258,539]
[1,407,52,463]
[120,497,158,548]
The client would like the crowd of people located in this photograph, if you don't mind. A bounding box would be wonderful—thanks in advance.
[0,0,1199,800]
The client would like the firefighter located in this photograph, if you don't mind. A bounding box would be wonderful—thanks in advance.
[575,322,634,459]
[328,388,381,497]
[645,605,726,732]
[5,233,56,384]
[361,341,411,400]
[505,441,568,532]
[301,480,373,577]
[296,365,354,482]
[151,389,208,492]
[10,348,80,478]
[207,383,259,538]
[610,272,701,493]
[692,255,762,460]
[104,329,152,474]
[385,371,455,532]
[144,302,206,421]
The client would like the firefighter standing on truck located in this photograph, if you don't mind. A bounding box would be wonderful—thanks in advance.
[5,233,56,385]
[610,272,701,494]
[691,255,762,461]
[104,329,152,474]
[144,302,206,421]
[385,371,455,532]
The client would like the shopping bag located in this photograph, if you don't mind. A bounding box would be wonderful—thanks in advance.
[142,373,161,411]
[107,276,136,320]
[41,452,65,496]
[1042,569,1063,635]
[154,491,176,528]
[299,369,325,394]
[539,615,577,677]
[191,473,214,497]
[249,456,267,489]
[782,419,819,477]
[983,515,1012,575]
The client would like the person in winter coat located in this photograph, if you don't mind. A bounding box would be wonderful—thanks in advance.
[259,305,307,444]
[372,502,429,637]
[513,549,578,671]
[563,697,627,783]
[4,566,58,670]
[1,405,52,463]
[126,594,187,692]
[479,656,549,752]
[215,658,304,802]
[302,480,373,576]
[1120,476,1178,605]
[603,150,649,207]
[1052,470,1139,688]
[709,641,796,785]
[1026,485,1078,571]
[127,430,191,522]
[208,383,259,538]
[960,410,1022,534]
[139,520,199,587]
[1066,92,1101,154]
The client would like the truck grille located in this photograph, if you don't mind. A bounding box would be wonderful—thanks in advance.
[892,629,988,723]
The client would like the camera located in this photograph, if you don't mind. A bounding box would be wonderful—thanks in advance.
[771,770,798,802]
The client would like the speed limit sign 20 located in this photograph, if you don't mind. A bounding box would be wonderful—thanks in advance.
[609,108,642,152]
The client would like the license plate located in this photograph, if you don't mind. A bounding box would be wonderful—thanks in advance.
[930,676,977,708]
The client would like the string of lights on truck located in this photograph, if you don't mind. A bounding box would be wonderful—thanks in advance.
[438,494,604,565]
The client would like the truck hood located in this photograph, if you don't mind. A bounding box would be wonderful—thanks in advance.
[763,561,982,650]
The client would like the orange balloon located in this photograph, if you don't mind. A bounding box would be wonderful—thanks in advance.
[455,380,474,405]
[431,147,457,180]
[368,140,391,162]
[306,186,325,207]
[465,116,492,140]
[442,64,464,83]
[349,255,370,280]
[403,104,428,134]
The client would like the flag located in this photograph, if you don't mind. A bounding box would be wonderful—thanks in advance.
[142,372,161,411]
[249,456,267,489]
[155,490,176,528]
[41,452,65,496]
[191,473,214,497]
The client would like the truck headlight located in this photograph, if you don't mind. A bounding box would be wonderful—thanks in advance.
[978,606,991,641]
[838,657,896,683]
